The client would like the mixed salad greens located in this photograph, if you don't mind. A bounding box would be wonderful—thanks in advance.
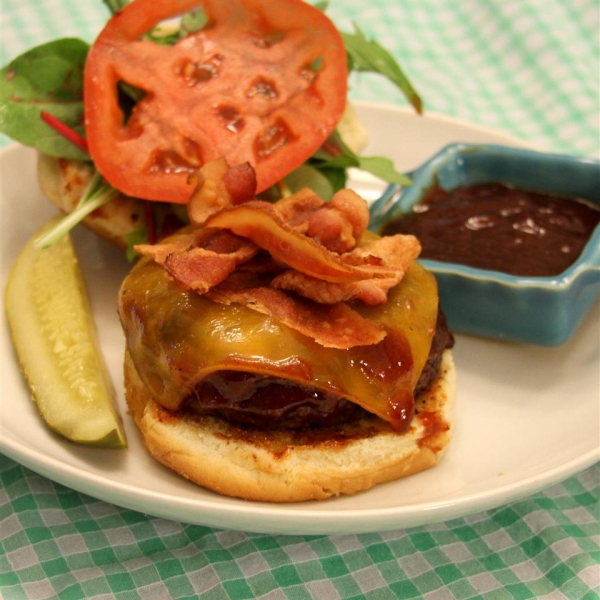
[0,0,421,252]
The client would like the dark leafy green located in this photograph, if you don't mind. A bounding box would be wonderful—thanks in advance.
[282,164,339,199]
[124,226,148,261]
[0,38,90,160]
[181,9,209,35]
[313,3,422,111]
[145,10,208,45]
[1,1,417,248]
[103,0,207,42]
[102,0,130,14]
[309,131,411,189]
[342,25,422,113]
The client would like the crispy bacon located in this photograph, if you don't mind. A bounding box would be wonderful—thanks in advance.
[187,158,228,226]
[329,189,370,239]
[271,271,394,305]
[207,285,386,349]
[151,159,422,348]
[187,159,257,226]
[195,228,256,256]
[272,188,369,253]
[163,231,257,292]
[135,240,191,265]
[306,205,354,253]
[348,234,421,268]
[165,248,239,292]
[272,188,324,227]
[271,235,420,305]
[204,202,400,283]
[136,227,258,292]
[305,189,370,253]
[134,228,201,264]
[223,162,257,205]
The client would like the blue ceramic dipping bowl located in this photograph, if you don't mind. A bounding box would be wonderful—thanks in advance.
[369,143,600,346]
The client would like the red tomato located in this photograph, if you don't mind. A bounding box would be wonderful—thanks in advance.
[84,0,348,203]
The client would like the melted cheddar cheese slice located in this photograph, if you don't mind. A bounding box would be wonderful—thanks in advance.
[118,257,438,431]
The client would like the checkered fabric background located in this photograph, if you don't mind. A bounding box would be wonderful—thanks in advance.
[1,0,599,598]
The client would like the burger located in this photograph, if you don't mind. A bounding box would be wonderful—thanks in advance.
[116,160,456,502]
[3,0,455,501]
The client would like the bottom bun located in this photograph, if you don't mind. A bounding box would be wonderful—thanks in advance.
[124,350,456,502]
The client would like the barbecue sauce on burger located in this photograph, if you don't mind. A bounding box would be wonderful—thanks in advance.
[182,311,454,430]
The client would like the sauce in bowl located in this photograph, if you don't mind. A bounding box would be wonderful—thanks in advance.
[381,182,600,277]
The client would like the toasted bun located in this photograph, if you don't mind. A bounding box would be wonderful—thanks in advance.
[124,349,456,502]
[37,153,146,249]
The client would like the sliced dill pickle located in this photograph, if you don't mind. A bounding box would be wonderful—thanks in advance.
[5,217,126,448]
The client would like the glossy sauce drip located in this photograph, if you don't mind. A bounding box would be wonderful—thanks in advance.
[362,329,415,431]
[416,411,449,451]
[181,319,450,433]
[382,183,600,276]
[184,371,369,430]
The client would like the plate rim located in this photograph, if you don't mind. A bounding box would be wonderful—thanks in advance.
[1,101,598,535]
[1,424,598,527]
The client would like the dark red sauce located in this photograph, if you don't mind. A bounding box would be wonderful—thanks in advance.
[381,183,600,277]
[416,411,449,452]
[182,315,454,431]
[352,328,415,431]
[184,371,369,430]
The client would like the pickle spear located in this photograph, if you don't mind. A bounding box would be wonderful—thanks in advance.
[5,217,126,448]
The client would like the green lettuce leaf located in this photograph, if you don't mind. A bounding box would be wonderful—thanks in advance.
[0,38,89,160]
[342,25,422,113]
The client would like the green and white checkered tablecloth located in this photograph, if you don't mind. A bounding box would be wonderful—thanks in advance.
[1,1,599,598]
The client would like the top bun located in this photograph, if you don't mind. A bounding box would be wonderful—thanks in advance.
[37,153,148,249]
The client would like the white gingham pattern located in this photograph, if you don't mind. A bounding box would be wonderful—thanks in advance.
[1,1,598,598]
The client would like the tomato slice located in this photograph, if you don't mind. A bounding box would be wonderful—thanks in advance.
[84,0,348,203]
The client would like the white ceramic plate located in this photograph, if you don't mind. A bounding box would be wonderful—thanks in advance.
[1,103,598,535]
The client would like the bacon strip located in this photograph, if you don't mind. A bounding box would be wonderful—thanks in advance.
[271,271,394,305]
[271,236,420,305]
[223,162,257,205]
[134,228,201,264]
[135,240,192,265]
[164,248,238,292]
[272,188,370,253]
[187,159,257,226]
[348,234,422,269]
[204,201,399,283]
[164,232,257,292]
[136,228,258,292]
[272,188,324,227]
[146,161,422,349]
[207,285,386,349]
